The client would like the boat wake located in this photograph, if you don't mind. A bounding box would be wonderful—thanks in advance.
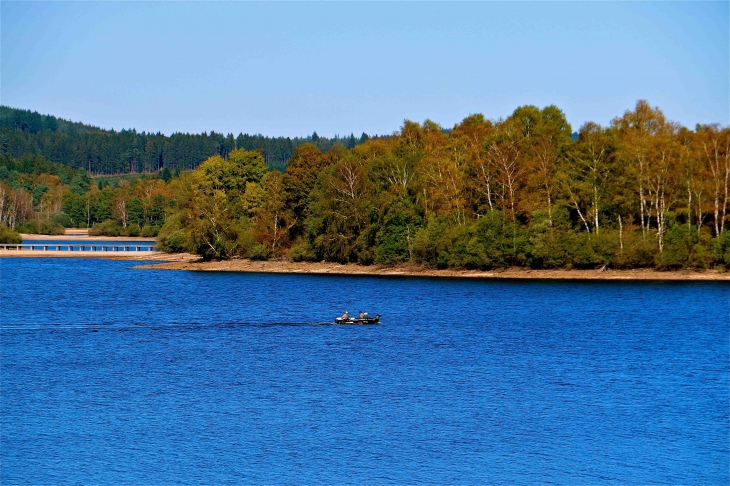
[0,321,366,331]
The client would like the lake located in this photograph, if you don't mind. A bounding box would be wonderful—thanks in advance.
[1,257,728,484]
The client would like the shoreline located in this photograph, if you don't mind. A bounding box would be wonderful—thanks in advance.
[135,257,730,281]
[2,249,727,280]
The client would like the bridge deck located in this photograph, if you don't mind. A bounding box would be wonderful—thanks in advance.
[0,244,158,252]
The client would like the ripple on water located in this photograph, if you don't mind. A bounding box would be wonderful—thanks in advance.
[1,257,728,484]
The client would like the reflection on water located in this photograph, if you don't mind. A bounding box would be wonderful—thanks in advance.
[1,258,728,484]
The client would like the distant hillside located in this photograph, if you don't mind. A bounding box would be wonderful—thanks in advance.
[0,106,373,174]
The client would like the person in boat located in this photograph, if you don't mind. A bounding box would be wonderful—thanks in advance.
[341,311,349,320]
[358,311,365,319]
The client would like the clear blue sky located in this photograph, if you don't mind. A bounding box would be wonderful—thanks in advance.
[2,1,727,137]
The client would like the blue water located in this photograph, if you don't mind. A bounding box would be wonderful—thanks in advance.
[1,258,728,484]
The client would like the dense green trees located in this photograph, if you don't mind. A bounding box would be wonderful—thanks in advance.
[180,150,268,259]
[1,106,373,175]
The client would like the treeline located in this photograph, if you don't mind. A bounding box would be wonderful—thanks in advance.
[156,101,730,269]
[0,106,372,175]
[3,101,729,270]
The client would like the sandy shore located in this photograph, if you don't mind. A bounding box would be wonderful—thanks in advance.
[134,257,730,281]
[2,245,727,279]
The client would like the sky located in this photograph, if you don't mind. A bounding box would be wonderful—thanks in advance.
[2,1,728,137]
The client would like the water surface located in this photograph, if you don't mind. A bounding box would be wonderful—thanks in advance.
[1,258,728,484]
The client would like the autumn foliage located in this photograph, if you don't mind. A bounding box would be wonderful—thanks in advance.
[3,101,729,268]
[152,101,729,268]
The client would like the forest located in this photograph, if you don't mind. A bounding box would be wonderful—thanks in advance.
[1,100,729,270]
[0,106,371,174]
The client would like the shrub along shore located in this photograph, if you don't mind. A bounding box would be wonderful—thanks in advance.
[2,101,730,271]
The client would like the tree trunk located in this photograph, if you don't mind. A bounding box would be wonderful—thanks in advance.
[722,149,729,234]
[618,215,624,251]
[639,158,647,238]
[714,189,720,236]
[593,185,600,234]
[547,192,553,228]
[695,191,703,238]
[687,182,692,232]
[655,189,666,253]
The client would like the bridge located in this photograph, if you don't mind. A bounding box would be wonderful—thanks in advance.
[0,244,158,252]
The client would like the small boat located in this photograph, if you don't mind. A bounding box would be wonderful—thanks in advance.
[335,314,381,325]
